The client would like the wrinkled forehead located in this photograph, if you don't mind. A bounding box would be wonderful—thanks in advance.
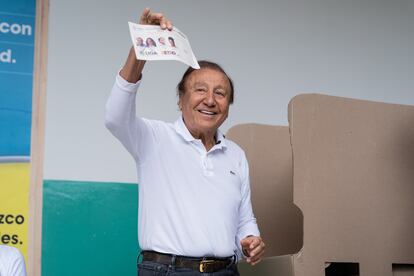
[184,68,231,90]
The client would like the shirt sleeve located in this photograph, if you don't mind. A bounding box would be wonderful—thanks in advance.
[7,247,27,276]
[235,153,260,259]
[104,73,157,164]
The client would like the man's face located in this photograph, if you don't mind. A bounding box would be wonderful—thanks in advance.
[179,68,231,138]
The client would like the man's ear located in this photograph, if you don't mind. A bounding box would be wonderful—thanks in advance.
[178,99,182,110]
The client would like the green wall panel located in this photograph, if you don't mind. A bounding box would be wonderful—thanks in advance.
[42,180,139,276]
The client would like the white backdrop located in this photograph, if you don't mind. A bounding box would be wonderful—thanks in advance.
[44,0,414,182]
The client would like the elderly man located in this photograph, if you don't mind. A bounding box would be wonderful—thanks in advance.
[105,8,265,276]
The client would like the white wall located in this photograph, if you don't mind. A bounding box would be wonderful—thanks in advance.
[44,0,414,182]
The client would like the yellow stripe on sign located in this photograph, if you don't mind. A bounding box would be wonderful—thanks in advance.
[0,162,30,262]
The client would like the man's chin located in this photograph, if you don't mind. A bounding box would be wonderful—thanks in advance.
[195,123,219,133]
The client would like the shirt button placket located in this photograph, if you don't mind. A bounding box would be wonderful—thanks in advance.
[203,153,214,176]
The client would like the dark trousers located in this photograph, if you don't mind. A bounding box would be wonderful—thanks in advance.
[137,260,240,276]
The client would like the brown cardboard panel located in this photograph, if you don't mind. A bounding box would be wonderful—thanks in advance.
[288,94,414,276]
[227,124,303,258]
[238,255,295,276]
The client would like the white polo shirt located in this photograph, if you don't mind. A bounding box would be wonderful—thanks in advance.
[0,245,27,276]
[105,74,260,258]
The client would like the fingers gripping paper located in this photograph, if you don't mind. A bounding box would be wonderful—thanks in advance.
[128,22,200,69]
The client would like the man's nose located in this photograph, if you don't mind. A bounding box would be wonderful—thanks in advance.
[204,91,216,106]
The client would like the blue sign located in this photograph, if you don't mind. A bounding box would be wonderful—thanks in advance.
[0,0,35,157]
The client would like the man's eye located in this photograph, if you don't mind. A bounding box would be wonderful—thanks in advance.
[215,91,225,97]
[196,88,206,92]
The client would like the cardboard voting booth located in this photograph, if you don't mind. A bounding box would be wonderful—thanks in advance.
[227,124,303,258]
[229,95,414,276]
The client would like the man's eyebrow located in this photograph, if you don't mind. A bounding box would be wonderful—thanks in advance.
[214,85,227,90]
[192,82,227,91]
[193,81,208,87]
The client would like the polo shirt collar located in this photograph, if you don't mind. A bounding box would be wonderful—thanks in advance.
[173,117,227,150]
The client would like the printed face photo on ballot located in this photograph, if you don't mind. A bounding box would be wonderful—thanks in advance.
[168,37,176,47]
[146,37,157,47]
[136,37,145,47]
[158,37,166,45]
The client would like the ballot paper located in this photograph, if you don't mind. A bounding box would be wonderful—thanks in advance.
[128,22,200,69]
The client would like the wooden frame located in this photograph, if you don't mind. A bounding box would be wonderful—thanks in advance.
[28,0,49,275]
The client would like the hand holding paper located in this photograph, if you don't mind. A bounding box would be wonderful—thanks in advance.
[129,23,200,69]
[139,8,173,30]
[128,8,199,69]
[120,9,199,83]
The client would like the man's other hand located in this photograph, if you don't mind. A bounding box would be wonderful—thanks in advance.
[240,236,265,265]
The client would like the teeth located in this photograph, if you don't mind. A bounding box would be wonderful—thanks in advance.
[200,110,215,115]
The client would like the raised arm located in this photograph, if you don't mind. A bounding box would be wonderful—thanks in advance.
[105,9,173,163]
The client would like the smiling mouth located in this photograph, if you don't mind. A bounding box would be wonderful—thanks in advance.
[198,110,217,116]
